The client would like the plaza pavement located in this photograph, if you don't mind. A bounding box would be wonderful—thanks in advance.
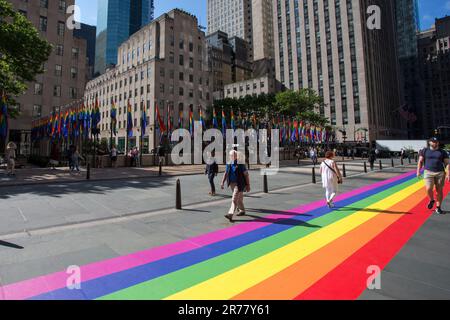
[0,160,448,300]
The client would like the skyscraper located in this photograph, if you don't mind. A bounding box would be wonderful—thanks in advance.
[95,0,154,75]
[274,0,405,142]
[207,0,276,61]
[418,16,450,140]
[394,0,422,138]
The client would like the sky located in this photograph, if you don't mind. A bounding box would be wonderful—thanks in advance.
[75,0,450,31]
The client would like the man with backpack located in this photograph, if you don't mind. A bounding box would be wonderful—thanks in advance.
[417,137,450,215]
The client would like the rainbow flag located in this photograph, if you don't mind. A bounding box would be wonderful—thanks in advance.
[127,100,133,138]
[0,171,442,300]
[231,110,236,130]
[142,104,147,137]
[221,109,227,135]
[111,101,118,136]
[212,108,218,129]
[156,103,166,134]
[189,108,194,135]
[0,94,8,138]
[199,106,205,130]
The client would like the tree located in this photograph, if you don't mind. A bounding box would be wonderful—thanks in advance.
[0,0,52,117]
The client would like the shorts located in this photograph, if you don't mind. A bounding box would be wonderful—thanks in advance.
[111,156,117,162]
[424,170,445,190]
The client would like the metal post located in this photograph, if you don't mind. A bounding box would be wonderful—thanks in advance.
[86,163,90,180]
[263,173,268,193]
[364,162,368,173]
[159,159,162,176]
[312,167,317,184]
[401,157,404,166]
[379,160,383,170]
[176,179,182,210]
[391,158,395,168]
[343,164,347,178]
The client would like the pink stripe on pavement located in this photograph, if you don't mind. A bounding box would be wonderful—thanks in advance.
[0,170,414,300]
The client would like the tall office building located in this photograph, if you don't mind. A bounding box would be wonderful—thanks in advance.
[85,9,212,153]
[8,0,87,156]
[418,17,450,140]
[274,0,405,142]
[251,0,275,60]
[395,0,422,138]
[74,23,97,80]
[208,0,277,61]
[95,0,154,75]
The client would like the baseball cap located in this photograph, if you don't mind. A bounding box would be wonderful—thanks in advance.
[429,137,439,143]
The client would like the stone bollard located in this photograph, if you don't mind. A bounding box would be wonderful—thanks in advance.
[176,179,182,210]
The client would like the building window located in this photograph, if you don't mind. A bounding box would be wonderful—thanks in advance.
[40,0,48,9]
[55,65,62,76]
[33,105,42,118]
[53,85,61,97]
[58,0,66,12]
[55,44,64,56]
[57,21,65,36]
[39,16,47,32]
[72,47,79,59]
[69,87,77,99]
[179,55,184,66]
[34,83,43,95]
[179,72,184,81]
[179,87,184,96]
[70,67,77,79]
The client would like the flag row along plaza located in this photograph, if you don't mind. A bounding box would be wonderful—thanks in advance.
[1,169,448,300]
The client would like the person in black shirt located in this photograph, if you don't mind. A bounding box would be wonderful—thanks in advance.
[417,137,450,215]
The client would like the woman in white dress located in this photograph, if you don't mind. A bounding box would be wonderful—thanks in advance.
[320,151,343,208]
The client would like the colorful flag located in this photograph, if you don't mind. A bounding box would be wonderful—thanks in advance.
[212,108,218,129]
[189,107,194,135]
[111,101,118,136]
[141,101,147,137]
[221,108,227,135]
[127,100,133,137]
[199,106,205,129]
[156,102,166,133]
[231,110,236,130]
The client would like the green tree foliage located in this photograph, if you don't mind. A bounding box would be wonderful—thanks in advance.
[0,0,52,116]
[211,89,329,126]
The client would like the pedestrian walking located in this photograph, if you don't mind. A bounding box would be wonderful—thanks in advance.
[110,145,118,168]
[310,148,318,165]
[5,141,17,176]
[369,149,376,171]
[417,137,450,215]
[320,151,343,208]
[70,146,83,174]
[221,150,251,222]
[205,152,219,196]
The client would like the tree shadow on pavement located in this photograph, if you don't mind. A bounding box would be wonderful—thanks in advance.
[0,175,174,199]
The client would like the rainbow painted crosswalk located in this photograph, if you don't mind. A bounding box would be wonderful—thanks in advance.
[1,171,448,300]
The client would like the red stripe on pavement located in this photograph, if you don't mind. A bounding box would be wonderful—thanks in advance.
[296,185,450,300]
